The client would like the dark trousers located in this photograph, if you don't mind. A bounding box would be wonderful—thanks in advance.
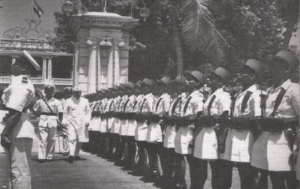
[116,135,126,162]
[110,133,121,160]
[126,136,137,168]
[91,132,100,154]
[269,171,297,189]
[163,148,183,184]
[254,169,298,189]
[136,141,148,172]
[97,133,110,158]
[220,160,255,189]
[146,142,164,177]
[193,158,224,189]
[174,153,196,188]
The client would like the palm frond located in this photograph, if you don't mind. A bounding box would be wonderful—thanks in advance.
[180,0,225,65]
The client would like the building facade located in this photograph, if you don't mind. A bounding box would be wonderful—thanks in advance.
[0,12,138,94]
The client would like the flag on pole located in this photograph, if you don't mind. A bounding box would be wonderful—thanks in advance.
[33,0,44,18]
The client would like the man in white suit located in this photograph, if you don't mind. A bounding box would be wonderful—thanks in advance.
[63,87,91,163]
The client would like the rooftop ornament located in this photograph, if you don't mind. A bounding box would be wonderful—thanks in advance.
[140,7,150,21]
[140,0,150,21]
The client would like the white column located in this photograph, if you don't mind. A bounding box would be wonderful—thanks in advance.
[114,45,120,86]
[74,42,79,87]
[87,40,97,93]
[107,47,113,88]
[42,57,47,82]
[47,57,52,82]
[96,41,101,90]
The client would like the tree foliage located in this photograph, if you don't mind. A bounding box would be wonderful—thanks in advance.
[53,0,299,82]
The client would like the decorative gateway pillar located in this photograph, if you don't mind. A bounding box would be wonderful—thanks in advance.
[70,12,138,94]
[86,39,97,93]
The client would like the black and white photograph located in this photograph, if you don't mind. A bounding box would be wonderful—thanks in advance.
[0,0,299,188]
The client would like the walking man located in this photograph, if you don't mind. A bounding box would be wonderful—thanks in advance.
[63,87,91,163]
[60,87,73,156]
[33,83,63,162]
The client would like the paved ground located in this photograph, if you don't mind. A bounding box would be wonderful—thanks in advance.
[0,136,239,189]
[0,127,272,189]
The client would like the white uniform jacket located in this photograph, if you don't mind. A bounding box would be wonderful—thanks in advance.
[164,92,187,148]
[33,97,63,128]
[147,93,171,143]
[129,94,144,137]
[111,96,121,134]
[63,96,91,142]
[222,84,262,162]
[119,95,129,136]
[194,87,231,159]
[251,79,300,171]
[135,93,154,141]
[1,75,35,139]
[175,90,204,155]
[99,98,108,133]
[105,98,115,131]
[124,95,137,136]
[89,101,102,131]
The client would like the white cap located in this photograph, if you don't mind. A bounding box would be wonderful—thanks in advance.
[43,82,56,90]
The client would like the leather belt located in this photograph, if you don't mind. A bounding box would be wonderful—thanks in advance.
[40,112,57,116]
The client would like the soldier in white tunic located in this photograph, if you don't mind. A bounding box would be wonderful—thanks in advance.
[134,78,156,175]
[98,90,109,157]
[106,88,118,158]
[219,59,266,189]
[161,75,188,188]
[146,76,172,183]
[63,87,91,163]
[110,87,125,160]
[119,82,137,169]
[174,71,205,189]
[88,92,102,154]
[251,50,299,189]
[33,83,63,162]
[1,51,40,189]
[111,87,127,164]
[193,67,232,189]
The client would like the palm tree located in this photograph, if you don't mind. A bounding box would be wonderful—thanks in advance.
[150,0,225,75]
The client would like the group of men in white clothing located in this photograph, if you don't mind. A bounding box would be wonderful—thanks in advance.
[33,85,91,163]
[84,50,299,189]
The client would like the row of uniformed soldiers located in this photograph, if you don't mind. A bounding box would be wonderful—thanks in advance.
[84,50,299,189]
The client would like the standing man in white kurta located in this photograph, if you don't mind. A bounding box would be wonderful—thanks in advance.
[193,67,232,189]
[1,51,40,189]
[33,83,63,162]
[251,50,299,189]
[63,87,91,163]
[219,59,266,189]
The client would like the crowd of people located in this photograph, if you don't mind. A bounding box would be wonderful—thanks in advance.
[0,49,299,189]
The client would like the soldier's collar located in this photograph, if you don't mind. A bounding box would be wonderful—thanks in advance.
[274,79,292,91]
